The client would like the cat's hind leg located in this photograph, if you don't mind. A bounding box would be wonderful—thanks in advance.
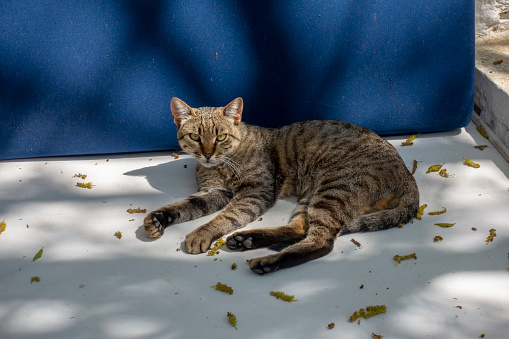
[247,195,347,274]
[226,198,309,251]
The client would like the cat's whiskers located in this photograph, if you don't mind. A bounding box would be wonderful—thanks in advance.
[219,155,242,180]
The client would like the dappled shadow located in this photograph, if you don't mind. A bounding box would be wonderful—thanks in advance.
[1,123,509,338]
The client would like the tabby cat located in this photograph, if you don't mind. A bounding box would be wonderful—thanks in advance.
[144,97,419,274]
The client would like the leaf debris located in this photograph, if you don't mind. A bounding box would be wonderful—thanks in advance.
[401,134,420,146]
[439,168,454,178]
[394,253,417,265]
[348,305,387,322]
[434,223,455,228]
[474,145,489,151]
[433,236,443,243]
[270,291,298,302]
[415,204,427,220]
[485,228,497,244]
[428,207,447,215]
[350,238,361,248]
[76,182,95,189]
[411,160,422,175]
[464,158,480,168]
[33,248,44,261]
[114,231,122,239]
[30,276,40,284]
[126,207,147,214]
[227,312,238,330]
[208,238,226,256]
[426,164,443,173]
[476,125,489,139]
[328,323,335,329]
[0,218,6,234]
[212,282,233,295]
[73,173,87,179]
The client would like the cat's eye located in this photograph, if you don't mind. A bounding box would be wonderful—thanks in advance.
[216,134,227,141]
[189,133,200,141]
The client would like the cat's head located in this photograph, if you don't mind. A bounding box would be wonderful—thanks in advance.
[170,97,243,167]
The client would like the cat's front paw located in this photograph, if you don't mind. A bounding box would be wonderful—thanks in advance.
[185,227,215,254]
[226,234,255,251]
[144,210,173,239]
[249,254,282,275]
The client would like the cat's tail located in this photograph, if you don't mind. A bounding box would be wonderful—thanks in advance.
[343,180,420,234]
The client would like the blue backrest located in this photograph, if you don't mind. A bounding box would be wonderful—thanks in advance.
[0,1,474,160]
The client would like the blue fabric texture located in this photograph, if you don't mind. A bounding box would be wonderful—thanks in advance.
[0,1,474,160]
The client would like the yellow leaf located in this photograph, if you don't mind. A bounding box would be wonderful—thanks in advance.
[428,207,447,215]
[0,218,6,234]
[33,247,44,261]
[426,164,443,173]
[434,223,455,228]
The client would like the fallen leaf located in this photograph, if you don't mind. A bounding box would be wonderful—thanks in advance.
[33,248,44,261]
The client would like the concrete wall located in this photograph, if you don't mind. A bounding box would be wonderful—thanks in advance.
[476,0,509,36]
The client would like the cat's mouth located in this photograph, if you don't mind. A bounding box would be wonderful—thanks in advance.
[198,155,220,167]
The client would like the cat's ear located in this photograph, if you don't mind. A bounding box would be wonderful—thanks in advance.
[171,97,197,127]
[223,97,243,125]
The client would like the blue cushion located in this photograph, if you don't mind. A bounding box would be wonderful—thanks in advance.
[0,1,474,160]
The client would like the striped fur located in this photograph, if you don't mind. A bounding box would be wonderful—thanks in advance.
[144,97,419,274]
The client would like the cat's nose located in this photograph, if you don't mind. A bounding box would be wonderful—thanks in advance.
[203,153,213,160]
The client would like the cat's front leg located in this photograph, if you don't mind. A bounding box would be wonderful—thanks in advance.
[185,188,277,253]
[144,189,232,239]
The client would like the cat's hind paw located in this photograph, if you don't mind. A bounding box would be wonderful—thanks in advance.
[249,254,281,275]
[144,211,166,239]
[226,234,254,251]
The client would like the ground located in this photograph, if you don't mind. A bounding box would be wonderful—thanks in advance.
[0,122,508,339]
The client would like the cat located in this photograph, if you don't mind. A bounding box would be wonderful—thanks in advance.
[144,97,419,274]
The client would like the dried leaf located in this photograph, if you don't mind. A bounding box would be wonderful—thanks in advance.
[411,160,422,175]
[114,231,122,239]
[439,168,454,178]
[426,164,443,173]
[401,134,420,146]
[434,223,455,228]
[415,204,427,220]
[73,173,87,179]
[428,207,447,215]
[227,312,238,330]
[270,291,298,302]
[476,125,489,139]
[212,282,233,295]
[485,229,496,244]
[474,145,488,151]
[349,305,387,322]
[463,158,480,168]
[76,182,95,189]
[207,238,226,256]
[33,247,44,261]
[351,238,361,248]
[0,218,6,234]
[394,253,417,265]
[126,207,147,214]
[30,276,40,284]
